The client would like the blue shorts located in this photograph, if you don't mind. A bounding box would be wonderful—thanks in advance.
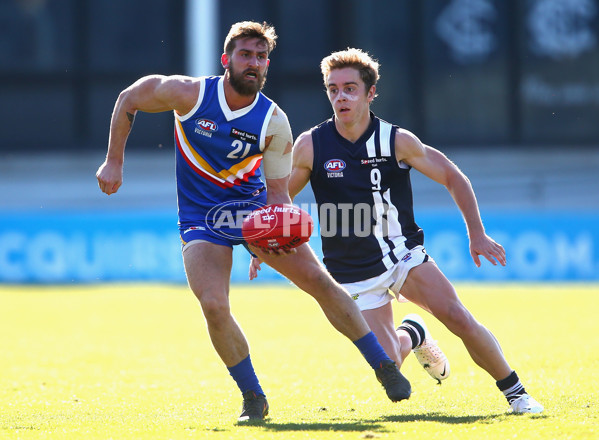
[180,223,244,248]
[179,188,266,249]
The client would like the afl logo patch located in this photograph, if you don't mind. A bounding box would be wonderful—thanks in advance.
[324,159,346,172]
[196,118,218,132]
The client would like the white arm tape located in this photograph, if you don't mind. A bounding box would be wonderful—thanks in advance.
[262,106,293,180]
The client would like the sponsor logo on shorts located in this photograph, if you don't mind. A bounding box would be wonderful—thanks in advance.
[351,293,360,300]
[183,226,206,234]
[401,253,412,263]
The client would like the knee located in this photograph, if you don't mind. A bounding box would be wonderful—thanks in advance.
[196,292,231,325]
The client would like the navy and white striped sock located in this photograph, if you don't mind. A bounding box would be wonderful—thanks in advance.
[496,370,527,404]
[397,320,425,349]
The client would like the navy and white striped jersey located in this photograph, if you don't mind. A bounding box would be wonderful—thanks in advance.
[309,113,424,283]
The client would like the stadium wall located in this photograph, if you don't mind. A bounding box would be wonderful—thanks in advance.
[1,210,597,284]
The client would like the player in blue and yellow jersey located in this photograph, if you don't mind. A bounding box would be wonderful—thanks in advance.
[96,22,413,423]
[253,48,543,414]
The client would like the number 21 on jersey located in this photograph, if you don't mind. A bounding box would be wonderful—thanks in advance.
[227,140,251,159]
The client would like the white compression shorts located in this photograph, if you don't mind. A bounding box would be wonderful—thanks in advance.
[341,245,432,311]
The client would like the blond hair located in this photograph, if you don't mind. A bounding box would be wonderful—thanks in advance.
[223,21,278,55]
[320,48,380,92]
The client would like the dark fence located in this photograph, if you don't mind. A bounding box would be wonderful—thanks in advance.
[1,0,597,152]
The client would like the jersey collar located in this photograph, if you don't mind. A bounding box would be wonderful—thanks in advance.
[218,76,261,121]
[330,112,378,156]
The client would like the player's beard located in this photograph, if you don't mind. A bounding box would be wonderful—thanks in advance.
[228,62,267,96]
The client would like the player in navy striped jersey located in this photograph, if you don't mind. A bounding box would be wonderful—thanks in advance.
[253,48,542,414]
[96,23,414,423]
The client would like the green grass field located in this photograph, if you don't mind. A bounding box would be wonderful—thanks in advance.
[1,283,597,439]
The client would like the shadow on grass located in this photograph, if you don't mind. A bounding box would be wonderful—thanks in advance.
[381,412,503,424]
[263,421,383,432]
[260,412,506,432]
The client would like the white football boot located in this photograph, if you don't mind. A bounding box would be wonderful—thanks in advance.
[509,394,544,414]
[400,313,450,384]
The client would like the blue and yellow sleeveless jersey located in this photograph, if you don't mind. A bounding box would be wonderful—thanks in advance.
[174,76,275,233]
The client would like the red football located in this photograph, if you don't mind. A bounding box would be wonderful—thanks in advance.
[242,203,314,251]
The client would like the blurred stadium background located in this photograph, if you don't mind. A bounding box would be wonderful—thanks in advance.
[1,0,598,284]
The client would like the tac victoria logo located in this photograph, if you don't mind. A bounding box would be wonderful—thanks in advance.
[243,204,308,240]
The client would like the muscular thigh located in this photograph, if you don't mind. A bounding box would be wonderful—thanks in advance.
[251,243,338,294]
[183,241,233,302]
[400,261,462,315]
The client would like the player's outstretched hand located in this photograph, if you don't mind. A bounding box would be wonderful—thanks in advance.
[249,256,262,280]
[96,160,123,195]
[248,248,298,280]
[469,233,506,267]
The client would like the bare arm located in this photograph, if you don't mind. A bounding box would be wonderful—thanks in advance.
[288,131,314,200]
[263,130,313,209]
[96,75,200,195]
[249,130,313,273]
[397,129,506,267]
[264,176,292,205]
